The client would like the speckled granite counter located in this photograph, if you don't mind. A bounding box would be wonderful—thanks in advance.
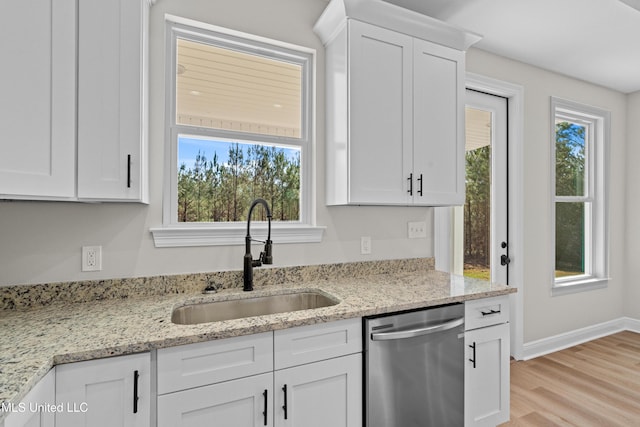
[0,260,514,421]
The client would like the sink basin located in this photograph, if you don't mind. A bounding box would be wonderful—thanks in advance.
[171,291,339,325]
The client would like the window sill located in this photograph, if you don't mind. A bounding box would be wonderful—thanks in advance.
[551,276,609,296]
[150,224,326,248]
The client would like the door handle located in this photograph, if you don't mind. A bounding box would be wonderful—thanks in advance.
[370,317,464,341]
[500,241,510,266]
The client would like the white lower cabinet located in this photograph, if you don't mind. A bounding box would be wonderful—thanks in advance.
[55,353,151,427]
[465,296,511,427]
[274,354,362,427]
[157,373,272,427]
[4,369,55,427]
[157,318,362,427]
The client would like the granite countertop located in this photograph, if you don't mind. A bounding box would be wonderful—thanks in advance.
[0,264,514,420]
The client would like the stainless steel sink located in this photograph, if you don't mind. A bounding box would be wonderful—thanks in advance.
[171,291,339,325]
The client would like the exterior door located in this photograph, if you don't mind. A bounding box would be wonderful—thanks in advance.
[459,89,509,285]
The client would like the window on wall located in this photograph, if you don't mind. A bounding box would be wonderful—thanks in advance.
[551,97,610,294]
[151,17,322,247]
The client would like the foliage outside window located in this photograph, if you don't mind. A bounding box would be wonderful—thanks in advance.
[152,17,321,247]
[178,138,301,223]
[551,97,609,294]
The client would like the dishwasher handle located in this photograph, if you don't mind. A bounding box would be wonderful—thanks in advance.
[371,316,464,341]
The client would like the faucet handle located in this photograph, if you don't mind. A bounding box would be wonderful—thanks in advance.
[261,240,273,264]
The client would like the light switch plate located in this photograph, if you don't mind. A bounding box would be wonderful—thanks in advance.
[408,221,427,239]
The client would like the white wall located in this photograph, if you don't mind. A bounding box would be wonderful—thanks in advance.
[0,0,433,286]
[466,49,628,342]
[625,91,640,318]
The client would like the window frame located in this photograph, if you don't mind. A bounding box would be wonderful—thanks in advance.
[151,15,323,247]
[550,97,610,295]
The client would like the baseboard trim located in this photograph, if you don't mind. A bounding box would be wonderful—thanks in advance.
[521,317,640,360]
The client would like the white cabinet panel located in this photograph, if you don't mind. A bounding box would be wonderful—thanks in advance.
[465,322,510,427]
[4,369,55,427]
[77,0,149,202]
[157,332,273,395]
[274,318,361,369]
[465,295,510,331]
[158,373,272,427]
[413,38,465,205]
[0,0,76,199]
[55,353,150,427]
[0,0,149,201]
[318,15,467,206]
[274,353,362,427]
[348,20,413,205]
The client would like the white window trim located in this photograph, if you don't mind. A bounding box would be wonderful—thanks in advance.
[550,97,610,296]
[151,15,324,247]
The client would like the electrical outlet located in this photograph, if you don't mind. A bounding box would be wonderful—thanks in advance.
[408,221,427,239]
[82,246,102,272]
[360,236,372,254]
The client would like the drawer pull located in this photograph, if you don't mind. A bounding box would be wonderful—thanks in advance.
[282,384,288,419]
[263,389,268,426]
[133,370,139,414]
[481,309,501,316]
[468,342,477,368]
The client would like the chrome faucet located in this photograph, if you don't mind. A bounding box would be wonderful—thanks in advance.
[243,198,273,291]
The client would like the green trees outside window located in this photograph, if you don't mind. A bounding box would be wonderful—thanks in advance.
[177,139,301,223]
[555,121,587,277]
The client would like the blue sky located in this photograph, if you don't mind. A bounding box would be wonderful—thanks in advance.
[178,136,300,169]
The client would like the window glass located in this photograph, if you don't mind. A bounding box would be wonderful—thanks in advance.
[555,121,586,197]
[166,21,312,230]
[177,136,300,222]
[176,38,302,138]
[555,201,586,278]
[551,97,609,292]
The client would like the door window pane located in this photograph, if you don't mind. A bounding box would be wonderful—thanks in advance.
[464,107,492,280]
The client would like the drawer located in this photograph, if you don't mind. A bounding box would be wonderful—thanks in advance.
[465,295,510,331]
[157,332,273,394]
[274,318,362,370]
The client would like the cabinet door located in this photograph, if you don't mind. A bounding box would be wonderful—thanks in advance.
[274,353,362,427]
[55,353,150,427]
[0,0,76,199]
[158,373,272,427]
[465,323,510,427]
[413,38,465,205]
[348,20,413,205]
[77,0,149,202]
[5,369,55,427]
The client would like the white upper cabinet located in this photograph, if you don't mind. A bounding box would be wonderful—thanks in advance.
[315,0,479,206]
[0,0,150,202]
[0,0,76,200]
[77,0,149,202]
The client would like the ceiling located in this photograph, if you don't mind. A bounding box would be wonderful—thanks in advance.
[384,0,640,94]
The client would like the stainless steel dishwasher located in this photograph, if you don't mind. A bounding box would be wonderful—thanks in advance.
[364,303,465,427]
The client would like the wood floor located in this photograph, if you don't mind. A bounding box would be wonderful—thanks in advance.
[500,331,640,426]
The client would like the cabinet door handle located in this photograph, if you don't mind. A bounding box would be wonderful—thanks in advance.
[133,370,139,414]
[468,343,477,368]
[481,309,501,316]
[282,384,288,420]
[262,389,268,426]
[407,173,413,196]
[417,173,423,196]
[127,154,132,188]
